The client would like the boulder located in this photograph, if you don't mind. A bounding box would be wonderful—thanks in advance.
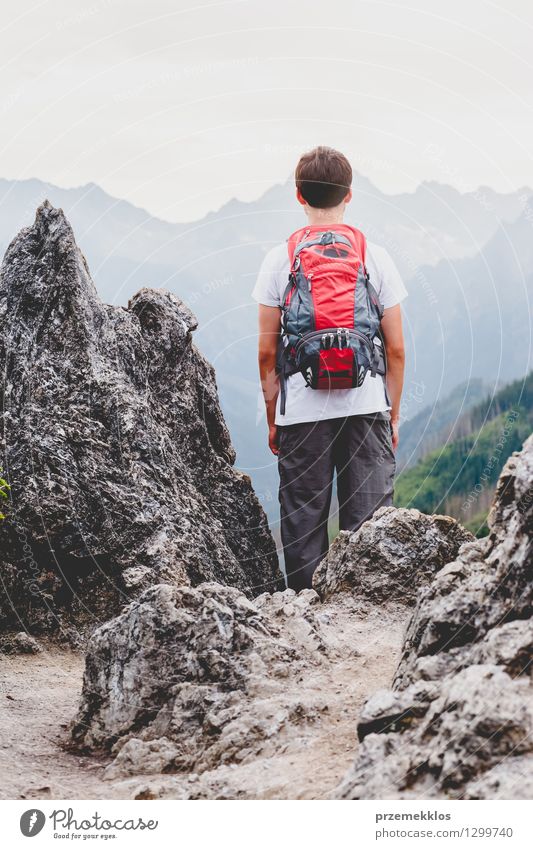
[313,506,473,604]
[0,631,42,654]
[72,582,329,777]
[0,203,282,638]
[395,434,533,688]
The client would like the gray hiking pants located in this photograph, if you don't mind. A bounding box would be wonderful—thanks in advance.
[278,412,396,592]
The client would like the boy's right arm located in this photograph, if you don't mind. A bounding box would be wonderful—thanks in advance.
[258,304,281,455]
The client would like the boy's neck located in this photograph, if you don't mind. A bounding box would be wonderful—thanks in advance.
[305,207,345,227]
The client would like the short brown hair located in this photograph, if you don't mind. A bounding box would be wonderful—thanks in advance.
[295,146,352,208]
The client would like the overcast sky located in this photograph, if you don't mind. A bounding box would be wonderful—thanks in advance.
[2,0,532,221]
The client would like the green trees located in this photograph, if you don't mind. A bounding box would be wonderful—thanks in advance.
[0,471,9,520]
[395,372,533,536]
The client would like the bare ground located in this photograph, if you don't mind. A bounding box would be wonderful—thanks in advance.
[0,604,404,800]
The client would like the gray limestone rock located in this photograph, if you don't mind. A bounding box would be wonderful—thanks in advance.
[0,630,42,654]
[71,581,328,777]
[334,436,533,799]
[313,506,473,604]
[0,203,283,638]
[337,665,533,799]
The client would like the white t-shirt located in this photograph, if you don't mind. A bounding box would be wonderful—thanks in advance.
[252,240,407,426]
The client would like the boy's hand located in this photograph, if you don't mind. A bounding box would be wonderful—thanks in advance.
[391,418,400,451]
[269,425,279,455]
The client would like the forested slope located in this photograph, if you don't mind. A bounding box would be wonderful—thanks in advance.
[395,372,533,535]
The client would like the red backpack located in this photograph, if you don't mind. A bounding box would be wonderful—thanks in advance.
[277,224,387,414]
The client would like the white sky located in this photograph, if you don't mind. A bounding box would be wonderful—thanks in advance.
[1,0,533,221]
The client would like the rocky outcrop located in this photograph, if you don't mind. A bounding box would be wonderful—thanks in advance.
[69,438,532,799]
[71,582,350,780]
[313,506,473,604]
[0,203,282,637]
[335,435,533,799]
[70,491,504,796]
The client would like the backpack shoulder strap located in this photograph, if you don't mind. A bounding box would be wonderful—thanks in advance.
[286,227,310,267]
[344,225,367,264]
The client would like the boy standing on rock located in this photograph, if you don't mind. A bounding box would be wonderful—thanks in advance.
[253,146,407,591]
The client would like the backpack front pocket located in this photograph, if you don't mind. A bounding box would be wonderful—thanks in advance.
[294,329,373,389]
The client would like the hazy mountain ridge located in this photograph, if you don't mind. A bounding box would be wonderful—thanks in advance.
[1,175,531,279]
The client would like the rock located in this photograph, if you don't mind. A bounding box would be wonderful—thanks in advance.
[313,506,473,604]
[406,619,533,684]
[337,665,533,799]
[463,754,533,800]
[467,620,533,675]
[72,582,289,751]
[334,436,533,799]
[395,436,533,688]
[72,582,331,778]
[0,631,42,654]
[105,738,183,780]
[356,680,440,741]
[254,588,327,653]
[0,203,282,637]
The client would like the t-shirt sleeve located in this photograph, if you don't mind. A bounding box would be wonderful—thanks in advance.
[370,245,408,310]
[251,248,283,307]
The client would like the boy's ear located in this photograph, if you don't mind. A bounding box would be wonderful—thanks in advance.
[344,189,353,204]
[296,188,307,206]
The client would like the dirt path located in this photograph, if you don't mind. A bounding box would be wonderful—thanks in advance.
[0,649,113,800]
[0,605,404,800]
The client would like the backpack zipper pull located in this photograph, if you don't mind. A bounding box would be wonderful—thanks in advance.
[307,274,313,291]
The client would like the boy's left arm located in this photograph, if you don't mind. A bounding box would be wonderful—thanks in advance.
[380,303,405,450]
[258,304,282,455]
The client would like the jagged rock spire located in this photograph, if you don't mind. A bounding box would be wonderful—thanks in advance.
[0,204,282,638]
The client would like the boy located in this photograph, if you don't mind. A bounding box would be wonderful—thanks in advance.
[253,146,406,591]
